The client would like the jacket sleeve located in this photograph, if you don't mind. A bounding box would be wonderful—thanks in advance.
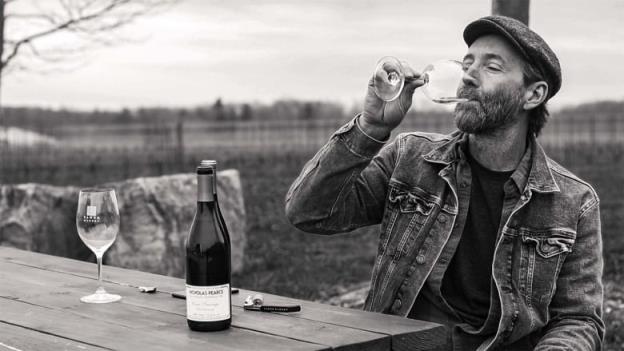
[284,115,398,234]
[534,199,605,350]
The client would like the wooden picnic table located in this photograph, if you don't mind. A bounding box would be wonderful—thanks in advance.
[0,246,445,350]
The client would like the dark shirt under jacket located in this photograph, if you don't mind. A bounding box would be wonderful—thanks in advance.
[442,152,513,328]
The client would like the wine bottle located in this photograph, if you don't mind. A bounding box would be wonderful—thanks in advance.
[186,160,232,331]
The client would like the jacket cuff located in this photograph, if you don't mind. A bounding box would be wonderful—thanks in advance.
[333,114,388,158]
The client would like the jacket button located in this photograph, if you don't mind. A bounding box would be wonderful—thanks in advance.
[520,195,527,201]
[416,255,426,265]
[460,182,469,188]
[437,214,447,223]
[392,298,402,311]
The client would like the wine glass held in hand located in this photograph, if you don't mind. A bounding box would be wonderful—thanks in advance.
[76,188,121,304]
[373,56,469,104]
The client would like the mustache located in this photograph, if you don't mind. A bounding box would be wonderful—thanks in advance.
[457,86,481,101]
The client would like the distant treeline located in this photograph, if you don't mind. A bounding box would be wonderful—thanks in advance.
[1,98,622,130]
[1,99,354,128]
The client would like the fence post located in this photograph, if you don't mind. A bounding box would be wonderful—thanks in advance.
[611,112,618,143]
[590,113,596,145]
[492,0,530,24]
[176,119,184,171]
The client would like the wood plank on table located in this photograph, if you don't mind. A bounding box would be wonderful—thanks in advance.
[0,298,326,351]
[0,247,446,350]
[232,290,448,351]
[0,321,107,351]
[0,260,388,351]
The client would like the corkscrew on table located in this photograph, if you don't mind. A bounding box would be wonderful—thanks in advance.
[243,294,301,313]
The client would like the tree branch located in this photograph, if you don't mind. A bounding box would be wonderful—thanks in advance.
[1,0,174,70]
[4,13,58,25]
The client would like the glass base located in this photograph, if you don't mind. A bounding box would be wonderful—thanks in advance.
[81,287,122,304]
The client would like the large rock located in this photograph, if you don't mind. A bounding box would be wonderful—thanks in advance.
[322,282,369,309]
[0,183,83,258]
[105,171,246,275]
[0,171,247,276]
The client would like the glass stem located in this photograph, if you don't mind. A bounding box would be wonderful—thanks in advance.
[97,254,103,290]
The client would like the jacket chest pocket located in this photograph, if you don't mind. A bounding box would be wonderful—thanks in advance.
[518,230,575,307]
[370,184,440,311]
[381,185,435,261]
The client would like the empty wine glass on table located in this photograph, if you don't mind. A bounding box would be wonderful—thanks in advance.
[76,188,121,303]
[373,56,469,104]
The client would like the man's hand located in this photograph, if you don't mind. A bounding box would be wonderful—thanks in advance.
[360,62,426,140]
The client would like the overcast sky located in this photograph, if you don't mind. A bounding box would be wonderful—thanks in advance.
[3,0,624,110]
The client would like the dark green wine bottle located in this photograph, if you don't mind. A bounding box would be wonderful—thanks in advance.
[185,160,231,331]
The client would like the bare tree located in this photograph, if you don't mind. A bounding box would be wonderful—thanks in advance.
[0,0,177,98]
[0,0,178,181]
[0,0,177,144]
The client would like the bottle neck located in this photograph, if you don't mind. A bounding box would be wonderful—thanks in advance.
[197,173,215,202]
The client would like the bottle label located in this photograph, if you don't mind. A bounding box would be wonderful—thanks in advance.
[186,284,230,322]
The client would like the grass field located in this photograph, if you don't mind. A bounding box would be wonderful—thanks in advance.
[2,139,623,349]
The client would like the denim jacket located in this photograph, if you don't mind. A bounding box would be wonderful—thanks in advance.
[285,116,604,350]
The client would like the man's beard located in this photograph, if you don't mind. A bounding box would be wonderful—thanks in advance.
[453,84,525,135]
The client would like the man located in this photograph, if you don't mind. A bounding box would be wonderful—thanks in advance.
[285,15,604,350]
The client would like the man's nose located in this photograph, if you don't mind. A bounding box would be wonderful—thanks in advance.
[461,65,479,87]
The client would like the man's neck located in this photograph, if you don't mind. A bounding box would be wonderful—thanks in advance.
[467,122,528,172]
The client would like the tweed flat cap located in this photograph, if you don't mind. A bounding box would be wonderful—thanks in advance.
[463,15,561,99]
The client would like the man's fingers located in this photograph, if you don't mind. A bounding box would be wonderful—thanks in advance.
[404,77,426,91]
[400,61,422,81]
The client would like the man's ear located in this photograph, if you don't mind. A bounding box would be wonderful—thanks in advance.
[523,81,548,111]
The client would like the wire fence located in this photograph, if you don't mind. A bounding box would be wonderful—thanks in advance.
[37,111,624,147]
[0,112,623,186]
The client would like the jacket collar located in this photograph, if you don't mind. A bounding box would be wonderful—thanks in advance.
[421,130,464,166]
[525,135,560,193]
[423,131,560,194]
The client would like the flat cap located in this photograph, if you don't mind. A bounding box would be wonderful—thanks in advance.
[463,15,561,99]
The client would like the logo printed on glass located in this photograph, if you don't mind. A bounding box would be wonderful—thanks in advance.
[87,205,97,217]
[83,205,101,223]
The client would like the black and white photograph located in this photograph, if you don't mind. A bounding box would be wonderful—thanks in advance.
[0,0,623,350]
